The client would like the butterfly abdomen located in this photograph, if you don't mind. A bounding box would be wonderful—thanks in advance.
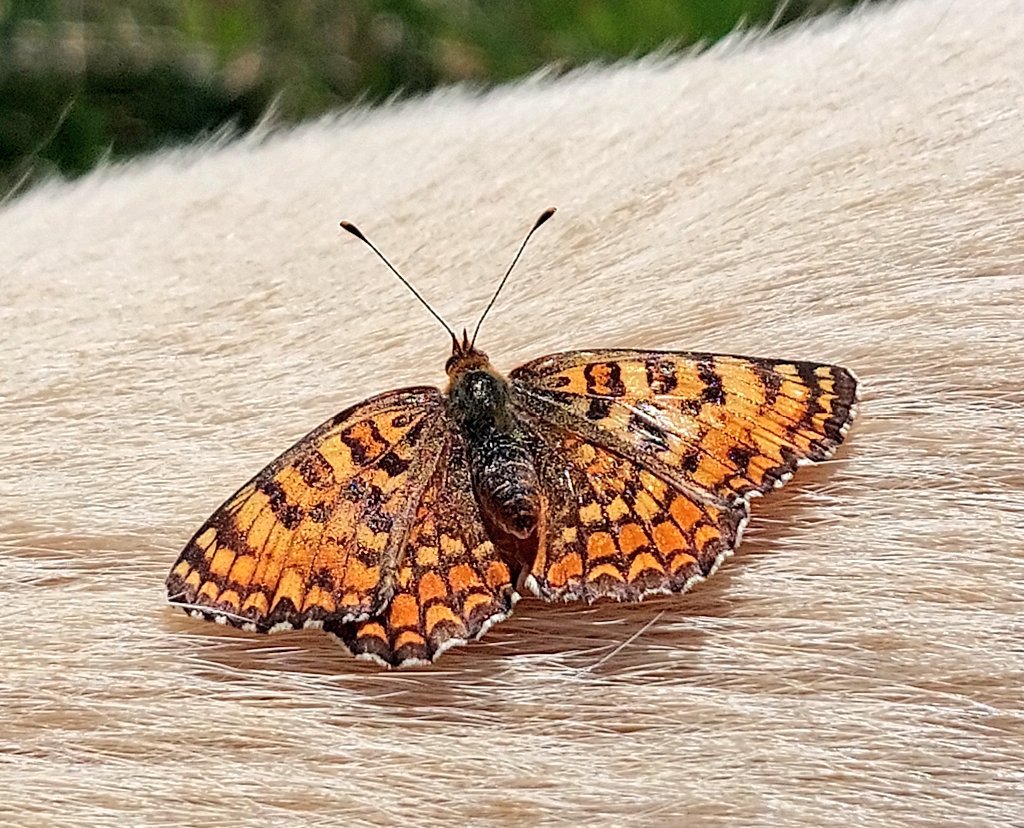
[447,361,541,540]
[469,432,540,539]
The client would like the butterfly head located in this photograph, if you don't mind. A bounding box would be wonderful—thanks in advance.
[445,328,491,377]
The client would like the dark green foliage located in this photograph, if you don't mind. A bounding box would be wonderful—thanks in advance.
[0,0,864,199]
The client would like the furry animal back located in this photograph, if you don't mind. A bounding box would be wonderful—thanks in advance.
[1,0,1022,824]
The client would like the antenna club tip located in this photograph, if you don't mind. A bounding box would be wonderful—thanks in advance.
[339,220,366,241]
[530,206,556,232]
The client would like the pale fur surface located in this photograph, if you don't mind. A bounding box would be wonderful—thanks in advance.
[2,0,1022,825]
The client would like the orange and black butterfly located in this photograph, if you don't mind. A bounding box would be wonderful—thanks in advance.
[167,209,857,666]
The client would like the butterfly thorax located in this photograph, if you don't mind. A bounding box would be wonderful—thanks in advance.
[446,345,540,541]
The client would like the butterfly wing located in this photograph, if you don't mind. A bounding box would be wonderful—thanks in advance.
[326,422,518,666]
[525,427,746,602]
[166,387,448,631]
[510,350,857,600]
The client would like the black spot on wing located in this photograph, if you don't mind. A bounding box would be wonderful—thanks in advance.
[584,362,627,397]
[645,356,678,394]
[344,477,370,502]
[296,451,335,489]
[796,362,825,421]
[678,397,702,415]
[340,419,387,465]
[697,359,725,405]
[258,479,303,529]
[364,510,395,534]
[761,366,781,405]
[262,596,300,630]
[312,566,336,591]
[377,450,410,477]
[211,515,253,558]
[586,397,614,420]
[727,445,754,474]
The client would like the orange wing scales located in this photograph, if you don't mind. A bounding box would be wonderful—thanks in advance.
[326,427,517,666]
[525,430,743,601]
[168,342,856,666]
[512,351,856,501]
[166,388,447,631]
[511,350,857,602]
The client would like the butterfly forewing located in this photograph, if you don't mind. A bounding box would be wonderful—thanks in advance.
[166,387,446,631]
[512,350,857,503]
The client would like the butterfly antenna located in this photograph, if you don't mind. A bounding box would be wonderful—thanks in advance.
[470,207,557,348]
[340,220,457,340]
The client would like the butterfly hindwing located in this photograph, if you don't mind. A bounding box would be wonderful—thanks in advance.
[525,427,746,601]
[326,423,518,666]
[166,387,446,631]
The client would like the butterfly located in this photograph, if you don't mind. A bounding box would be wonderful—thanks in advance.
[166,208,858,667]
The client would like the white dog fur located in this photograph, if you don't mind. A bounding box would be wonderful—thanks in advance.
[2,0,1022,824]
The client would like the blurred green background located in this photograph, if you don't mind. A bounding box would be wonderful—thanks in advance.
[1,0,865,200]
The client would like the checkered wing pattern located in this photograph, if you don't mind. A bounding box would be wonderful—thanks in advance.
[326,423,517,666]
[166,388,447,631]
[511,350,857,600]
